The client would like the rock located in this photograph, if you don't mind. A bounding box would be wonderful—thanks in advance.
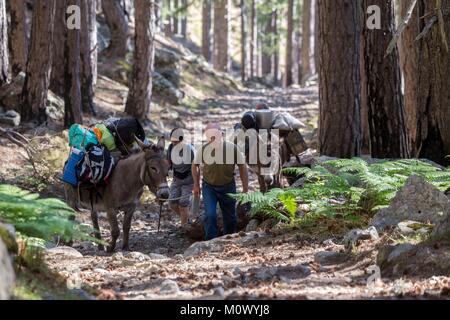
[159,68,181,88]
[377,243,415,270]
[213,287,225,298]
[0,223,18,254]
[314,251,349,266]
[112,252,124,260]
[432,214,450,240]
[148,253,168,260]
[0,110,20,127]
[246,264,311,282]
[183,240,224,257]
[155,48,180,69]
[343,227,379,250]
[46,246,83,258]
[0,238,15,300]
[371,175,449,231]
[159,279,180,294]
[397,220,433,235]
[152,71,184,105]
[69,289,96,300]
[125,252,150,261]
[245,219,261,232]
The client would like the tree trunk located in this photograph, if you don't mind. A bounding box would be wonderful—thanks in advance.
[261,11,273,77]
[284,0,294,87]
[173,0,179,34]
[0,0,8,84]
[9,0,28,77]
[50,0,68,97]
[201,0,212,61]
[164,0,173,36]
[125,0,155,119]
[80,0,97,114]
[361,0,408,158]
[181,0,187,38]
[64,0,83,127]
[313,0,319,73]
[213,0,229,72]
[249,0,256,78]
[273,9,279,83]
[300,0,312,85]
[21,0,56,123]
[318,0,362,158]
[239,0,248,82]
[102,0,129,58]
[401,0,450,164]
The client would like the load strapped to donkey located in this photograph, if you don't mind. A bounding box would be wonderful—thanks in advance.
[61,118,148,188]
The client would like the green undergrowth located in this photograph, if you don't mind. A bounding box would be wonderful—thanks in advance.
[234,158,450,236]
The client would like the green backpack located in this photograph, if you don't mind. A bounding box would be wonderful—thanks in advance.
[95,124,117,151]
[68,124,99,150]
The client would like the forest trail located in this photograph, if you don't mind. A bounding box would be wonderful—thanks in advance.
[40,83,445,300]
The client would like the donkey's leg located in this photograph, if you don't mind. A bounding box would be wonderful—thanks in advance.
[90,211,104,251]
[106,209,120,253]
[122,204,136,251]
[258,175,267,193]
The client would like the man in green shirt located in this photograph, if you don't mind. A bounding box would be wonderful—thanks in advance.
[192,123,249,240]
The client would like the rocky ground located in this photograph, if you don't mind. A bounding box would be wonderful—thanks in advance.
[1,37,449,300]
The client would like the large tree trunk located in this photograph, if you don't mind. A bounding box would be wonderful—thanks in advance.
[9,0,28,77]
[0,0,8,84]
[102,0,129,58]
[80,0,97,115]
[273,9,279,83]
[284,0,294,87]
[313,0,319,73]
[64,0,83,127]
[213,0,229,72]
[362,0,408,158]
[181,0,187,38]
[239,0,248,82]
[249,0,256,78]
[300,0,312,85]
[318,0,362,158]
[261,11,273,77]
[173,0,179,34]
[201,0,212,61]
[125,0,155,119]
[50,0,68,96]
[21,0,56,123]
[401,0,450,164]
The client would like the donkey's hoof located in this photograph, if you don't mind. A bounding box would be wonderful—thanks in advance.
[98,244,105,252]
[122,245,130,252]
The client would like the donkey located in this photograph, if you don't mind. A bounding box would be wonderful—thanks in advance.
[64,137,170,253]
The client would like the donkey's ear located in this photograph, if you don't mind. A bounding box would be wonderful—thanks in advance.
[135,135,148,150]
[156,136,165,150]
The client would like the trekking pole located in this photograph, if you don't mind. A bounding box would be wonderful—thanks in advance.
[157,202,163,233]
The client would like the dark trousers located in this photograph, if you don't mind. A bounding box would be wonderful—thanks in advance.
[202,180,237,241]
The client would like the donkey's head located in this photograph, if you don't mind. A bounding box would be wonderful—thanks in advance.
[136,136,170,200]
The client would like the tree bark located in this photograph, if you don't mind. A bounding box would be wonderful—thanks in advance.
[164,0,173,36]
[284,0,294,87]
[64,0,83,127]
[240,0,248,82]
[125,0,155,119]
[80,0,98,114]
[273,9,279,83]
[9,0,28,77]
[313,0,319,73]
[102,0,129,58]
[249,0,256,78]
[201,0,212,61]
[401,0,450,164]
[21,0,56,123]
[213,0,229,72]
[318,0,362,158]
[261,11,273,77]
[300,0,312,85]
[0,0,8,84]
[173,0,179,34]
[362,0,408,158]
[50,0,68,96]
[181,0,187,38]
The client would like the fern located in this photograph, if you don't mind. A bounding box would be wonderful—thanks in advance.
[236,158,450,225]
[0,185,98,243]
